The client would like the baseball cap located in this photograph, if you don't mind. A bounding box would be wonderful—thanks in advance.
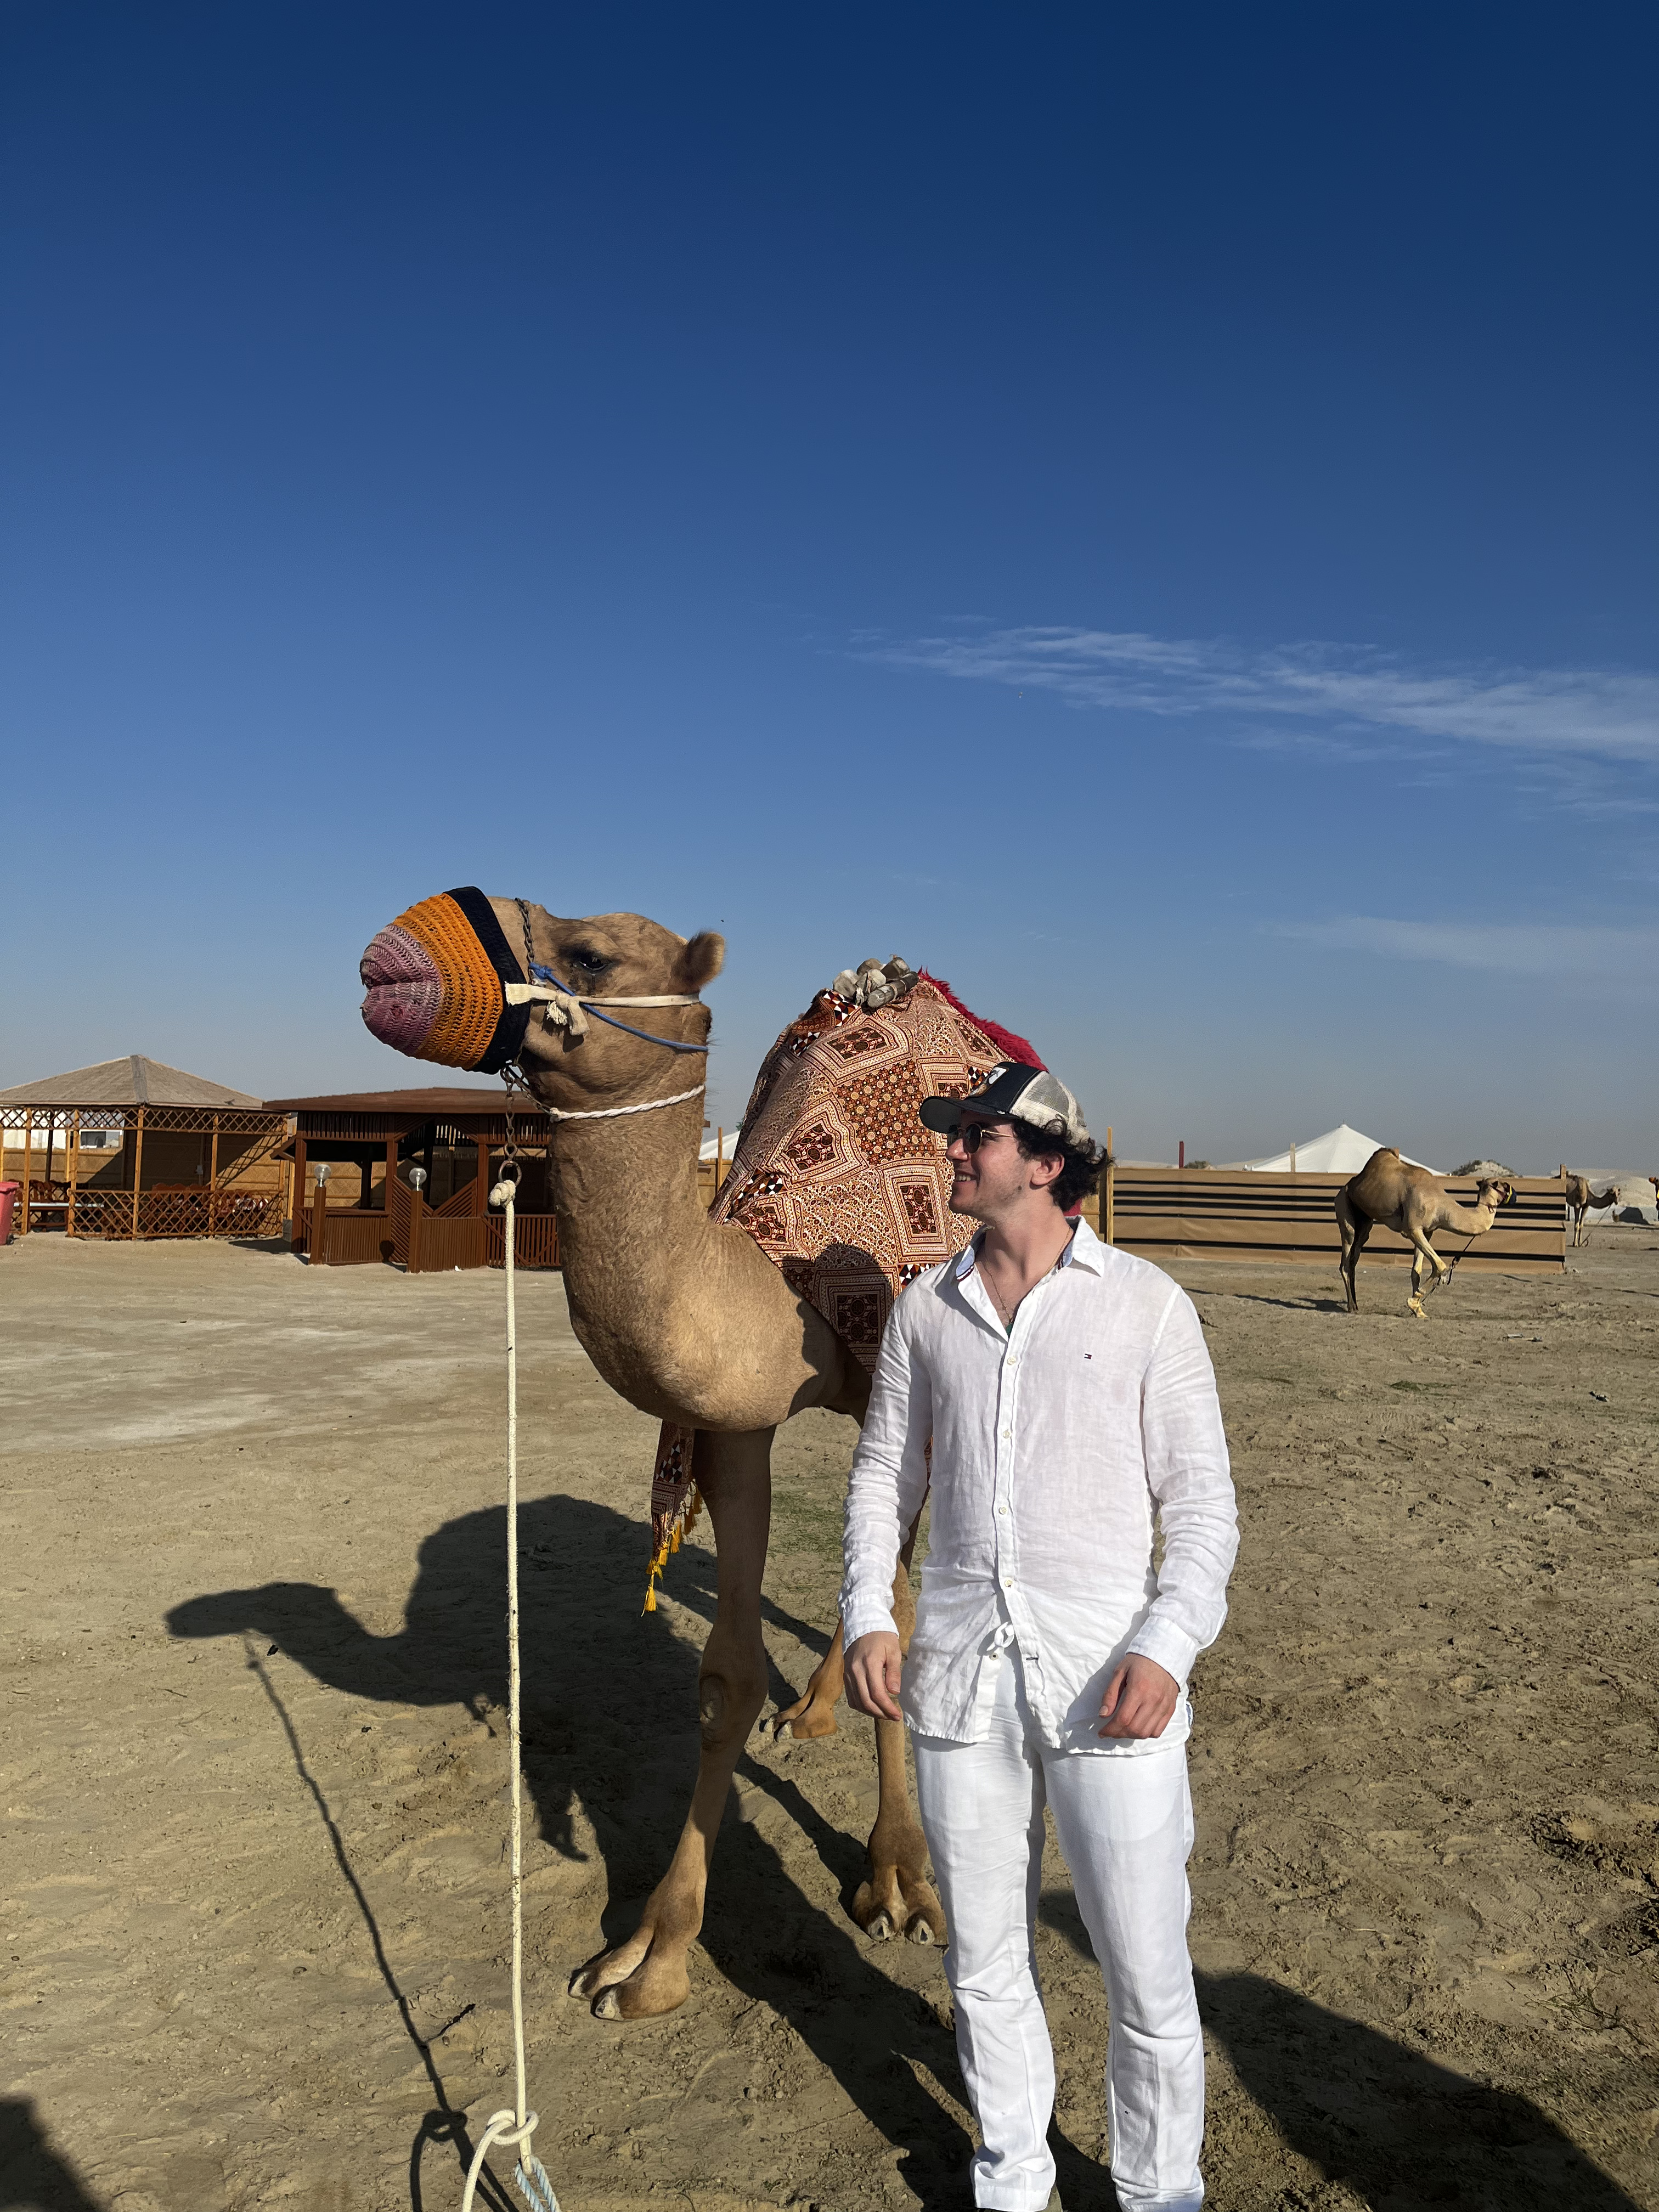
[919,1062,1093,1151]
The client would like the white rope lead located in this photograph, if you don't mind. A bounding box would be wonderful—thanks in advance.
[462,1175,560,2212]
[541,1081,706,1124]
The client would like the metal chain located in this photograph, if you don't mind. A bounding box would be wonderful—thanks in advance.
[513,896,537,982]
[499,1063,534,1164]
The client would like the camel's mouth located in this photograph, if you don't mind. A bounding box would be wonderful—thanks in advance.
[358,888,529,1074]
[360,923,446,1057]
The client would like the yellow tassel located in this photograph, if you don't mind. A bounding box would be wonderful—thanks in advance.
[644,1581,657,1613]
[670,1526,682,1553]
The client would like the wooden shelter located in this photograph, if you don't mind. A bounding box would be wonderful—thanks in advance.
[267,1088,563,1271]
[0,1056,290,1240]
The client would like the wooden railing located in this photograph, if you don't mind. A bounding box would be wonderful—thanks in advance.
[303,1178,558,1272]
[320,1212,400,1266]
[63,1186,285,1240]
[485,1214,560,1269]
[411,1217,489,1271]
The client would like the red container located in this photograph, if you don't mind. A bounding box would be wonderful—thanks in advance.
[0,1180,18,1244]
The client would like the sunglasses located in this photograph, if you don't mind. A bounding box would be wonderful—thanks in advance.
[946,1120,1010,1154]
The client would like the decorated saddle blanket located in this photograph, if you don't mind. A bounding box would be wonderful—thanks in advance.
[646,973,1041,1603]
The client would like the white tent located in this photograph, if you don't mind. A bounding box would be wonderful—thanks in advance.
[1226,1124,1436,1175]
[700,1126,741,1164]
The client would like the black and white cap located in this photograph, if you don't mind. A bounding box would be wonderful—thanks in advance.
[919,1062,1092,1151]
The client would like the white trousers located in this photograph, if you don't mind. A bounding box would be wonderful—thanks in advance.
[912,1649,1204,2212]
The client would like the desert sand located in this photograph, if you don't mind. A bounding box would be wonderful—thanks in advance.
[3,1227,1657,2211]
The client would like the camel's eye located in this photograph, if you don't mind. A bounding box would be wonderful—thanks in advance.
[566,945,611,978]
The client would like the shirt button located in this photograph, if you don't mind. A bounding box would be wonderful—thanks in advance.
[1001,1429,1011,1441]
[1002,1577,1014,1589]
[997,1505,1008,1516]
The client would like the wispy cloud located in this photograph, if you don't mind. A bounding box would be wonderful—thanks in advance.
[865,625,1659,764]
[1276,915,1659,979]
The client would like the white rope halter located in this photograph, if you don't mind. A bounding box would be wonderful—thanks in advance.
[541,1081,707,1123]
[503,980,704,1048]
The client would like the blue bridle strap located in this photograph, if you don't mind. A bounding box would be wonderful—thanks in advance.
[528,964,708,1055]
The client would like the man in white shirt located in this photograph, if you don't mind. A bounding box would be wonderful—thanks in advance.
[841,1064,1238,2212]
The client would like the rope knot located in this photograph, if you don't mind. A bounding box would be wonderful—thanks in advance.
[462,2107,560,2212]
[538,990,590,1043]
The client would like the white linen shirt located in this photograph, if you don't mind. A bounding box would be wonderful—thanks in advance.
[839,1216,1238,1753]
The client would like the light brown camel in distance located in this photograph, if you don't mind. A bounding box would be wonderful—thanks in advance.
[1336,1147,1514,1318]
[366,898,940,2023]
[1566,1172,1620,1247]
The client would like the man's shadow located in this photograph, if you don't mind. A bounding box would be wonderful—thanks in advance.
[168,1496,974,2209]
[1037,1894,1642,2212]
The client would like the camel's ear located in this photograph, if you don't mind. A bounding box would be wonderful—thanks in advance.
[679,930,725,991]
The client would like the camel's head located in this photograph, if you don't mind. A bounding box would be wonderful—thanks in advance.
[359,888,724,1108]
[1476,1177,1514,1211]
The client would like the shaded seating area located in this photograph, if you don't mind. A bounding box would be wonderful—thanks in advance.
[0,1056,290,1240]
[267,1088,560,1270]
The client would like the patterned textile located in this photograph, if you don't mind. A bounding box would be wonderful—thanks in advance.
[646,974,1042,1605]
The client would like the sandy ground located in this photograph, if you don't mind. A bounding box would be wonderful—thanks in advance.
[3,1228,1658,2212]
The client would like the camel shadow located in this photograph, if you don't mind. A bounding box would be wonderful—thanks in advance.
[1224,1291,1349,1314]
[167,1496,975,2209]
[1034,1894,1639,2211]
[0,2098,103,2211]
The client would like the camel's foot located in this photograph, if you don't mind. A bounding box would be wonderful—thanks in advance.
[568,1917,693,2021]
[1407,1296,1427,1320]
[767,1680,839,1741]
[853,1840,946,1946]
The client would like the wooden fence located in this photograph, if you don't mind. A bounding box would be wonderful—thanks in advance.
[280,1148,1569,1283]
[302,1176,560,1272]
[1098,1167,1565,1273]
[30,1182,285,1240]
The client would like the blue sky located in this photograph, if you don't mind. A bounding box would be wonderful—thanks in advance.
[4,5,1656,1170]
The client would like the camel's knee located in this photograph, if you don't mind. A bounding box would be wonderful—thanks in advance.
[698,1655,767,1751]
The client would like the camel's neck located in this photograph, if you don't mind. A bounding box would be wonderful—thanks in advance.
[1448,1195,1499,1231]
[547,1095,719,1342]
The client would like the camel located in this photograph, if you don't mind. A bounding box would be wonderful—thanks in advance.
[360,896,943,2022]
[1335,1147,1514,1318]
[1566,1172,1620,1246]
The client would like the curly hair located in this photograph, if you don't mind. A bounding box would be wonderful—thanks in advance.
[1010,1121,1106,1212]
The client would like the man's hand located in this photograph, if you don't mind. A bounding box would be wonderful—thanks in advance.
[845,1630,904,1721]
[1098,1653,1181,1740]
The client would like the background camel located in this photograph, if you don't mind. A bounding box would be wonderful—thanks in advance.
[360,895,945,2022]
[1566,1172,1620,1247]
[1336,1148,1513,1318]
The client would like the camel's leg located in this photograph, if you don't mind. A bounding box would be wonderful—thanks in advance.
[851,1522,945,1946]
[770,1615,845,1741]
[1407,1233,1445,1318]
[1336,1192,1370,1313]
[1418,1228,1453,1294]
[569,1426,774,2021]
